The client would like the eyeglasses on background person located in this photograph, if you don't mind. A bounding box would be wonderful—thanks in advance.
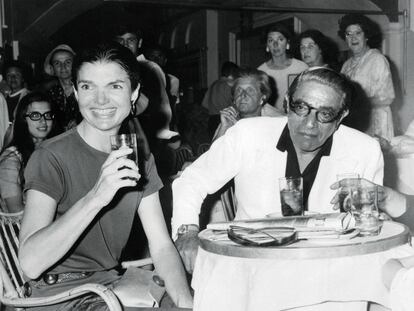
[24,111,55,121]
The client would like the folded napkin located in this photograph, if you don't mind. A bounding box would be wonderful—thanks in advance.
[207,212,355,232]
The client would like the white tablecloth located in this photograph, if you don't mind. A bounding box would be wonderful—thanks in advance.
[192,244,414,311]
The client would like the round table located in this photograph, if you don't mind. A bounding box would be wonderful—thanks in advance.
[193,221,414,311]
[199,221,411,259]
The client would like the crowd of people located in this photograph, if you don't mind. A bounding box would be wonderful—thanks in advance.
[0,12,411,310]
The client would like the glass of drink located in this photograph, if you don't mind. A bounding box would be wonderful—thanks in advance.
[336,173,360,213]
[110,133,138,163]
[346,185,382,236]
[279,177,303,216]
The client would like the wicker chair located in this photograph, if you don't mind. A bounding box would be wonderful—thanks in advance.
[0,209,158,311]
[196,143,210,157]
[174,146,195,173]
[220,183,237,221]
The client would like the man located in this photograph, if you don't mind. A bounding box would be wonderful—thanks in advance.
[44,44,80,131]
[213,68,282,140]
[144,44,180,132]
[201,61,239,139]
[114,25,177,141]
[4,60,29,121]
[172,67,384,272]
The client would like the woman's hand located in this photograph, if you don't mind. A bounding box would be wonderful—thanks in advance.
[89,148,140,208]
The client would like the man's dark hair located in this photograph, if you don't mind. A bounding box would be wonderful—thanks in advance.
[284,67,354,112]
[3,60,28,80]
[113,23,143,41]
[72,41,141,91]
[221,61,239,78]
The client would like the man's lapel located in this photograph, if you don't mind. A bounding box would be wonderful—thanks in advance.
[308,131,358,212]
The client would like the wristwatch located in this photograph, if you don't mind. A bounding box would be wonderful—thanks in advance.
[177,224,199,236]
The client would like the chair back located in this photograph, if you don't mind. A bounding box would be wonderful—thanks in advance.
[174,146,194,173]
[0,210,25,299]
[220,182,237,221]
[197,143,210,157]
[0,208,122,311]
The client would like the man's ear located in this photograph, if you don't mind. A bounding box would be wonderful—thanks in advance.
[131,84,140,102]
[283,95,290,114]
[337,109,349,128]
[138,39,143,49]
[73,86,78,101]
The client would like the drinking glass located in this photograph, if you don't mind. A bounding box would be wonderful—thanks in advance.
[336,173,360,213]
[346,185,382,236]
[279,177,303,216]
[110,134,138,163]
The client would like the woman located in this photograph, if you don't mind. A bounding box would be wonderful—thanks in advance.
[338,13,395,141]
[0,92,60,213]
[258,23,308,113]
[18,42,192,310]
[297,29,339,70]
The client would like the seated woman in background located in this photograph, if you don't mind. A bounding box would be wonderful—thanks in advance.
[297,29,340,70]
[0,92,61,212]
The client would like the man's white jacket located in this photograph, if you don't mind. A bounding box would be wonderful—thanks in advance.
[172,117,383,236]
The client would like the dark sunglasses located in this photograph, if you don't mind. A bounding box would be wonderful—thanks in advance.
[227,225,297,247]
[24,111,55,121]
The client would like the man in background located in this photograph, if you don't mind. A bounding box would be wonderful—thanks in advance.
[114,25,178,142]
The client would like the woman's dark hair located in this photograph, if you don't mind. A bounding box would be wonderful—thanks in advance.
[72,41,141,91]
[266,23,293,42]
[337,14,382,49]
[295,29,339,69]
[6,91,62,165]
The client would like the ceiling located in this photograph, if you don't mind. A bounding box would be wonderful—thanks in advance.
[7,0,399,57]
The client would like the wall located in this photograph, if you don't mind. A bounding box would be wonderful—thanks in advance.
[157,1,412,133]
[398,0,414,133]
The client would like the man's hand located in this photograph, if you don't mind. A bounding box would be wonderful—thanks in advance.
[330,178,387,210]
[174,231,200,274]
[220,106,239,128]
